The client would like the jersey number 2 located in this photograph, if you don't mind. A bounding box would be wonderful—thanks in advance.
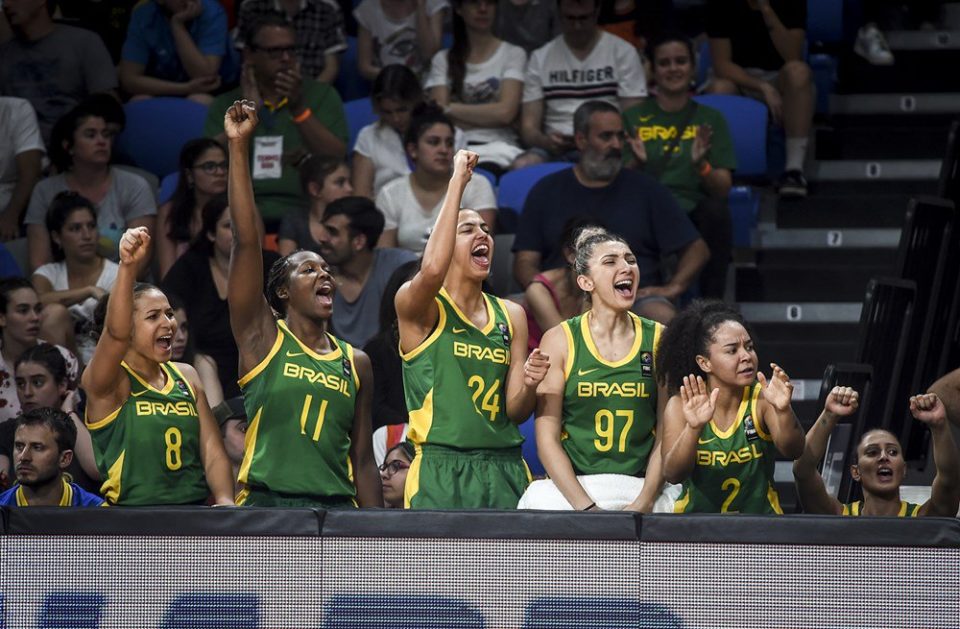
[721,477,741,513]
[468,376,501,421]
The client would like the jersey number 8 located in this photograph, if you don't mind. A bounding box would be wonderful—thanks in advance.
[164,427,182,471]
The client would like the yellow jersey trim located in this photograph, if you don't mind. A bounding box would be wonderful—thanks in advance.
[400,298,447,362]
[280,319,343,362]
[406,388,435,446]
[579,310,643,368]
[652,321,663,364]
[123,361,176,396]
[440,287,496,335]
[85,403,123,431]
[561,320,576,381]
[496,296,515,339]
[345,343,360,390]
[766,482,784,514]
[235,485,250,506]
[403,443,424,508]
[237,407,263,484]
[673,489,691,513]
[15,477,73,506]
[749,384,774,442]
[100,450,125,504]
[844,500,919,517]
[238,327,285,388]
[710,386,752,439]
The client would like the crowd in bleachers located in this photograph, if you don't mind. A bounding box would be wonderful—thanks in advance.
[0,0,957,518]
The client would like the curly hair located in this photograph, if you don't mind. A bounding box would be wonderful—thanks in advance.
[654,300,753,395]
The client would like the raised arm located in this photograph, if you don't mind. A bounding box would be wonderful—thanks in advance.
[661,375,718,484]
[757,363,805,459]
[792,386,859,516]
[394,150,477,352]
[80,227,150,411]
[503,300,548,422]
[912,394,960,517]
[224,100,279,373]
[349,349,383,507]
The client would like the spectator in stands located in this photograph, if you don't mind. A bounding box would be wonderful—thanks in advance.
[376,104,497,254]
[364,259,418,431]
[523,217,597,350]
[204,15,347,229]
[119,0,237,103]
[623,33,737,299]
[25,100,157,275]
[493,0,558,53]
[224,100,380,508]
[168,293,224,407]
[54,0,138,63]
[82,226,234,506]
[32,192,119,364]
[0,278,79,424]
[278,155,353,255]
[513,101,709,324]
[213,396,247,496]
[380,441,413,508]
[425,0,527,175]
[237,0,347,84]
[657,300,805,514]
[515,0,647,168]
[161,194,279,398]
[353,65,467,199]
[394,149,548,509]
[793,388,960,517]
[705,0,814,199]
[0,408,105,506]
[156,138,228,279]
[0,97,44,242]
[315,197,416,347]
[12,344,99,491]
[526,228,672,512]
[354,0,447,81]
[0,0,118,144]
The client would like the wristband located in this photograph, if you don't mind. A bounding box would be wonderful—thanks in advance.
[698,161,712,177]
[292,108,312,124]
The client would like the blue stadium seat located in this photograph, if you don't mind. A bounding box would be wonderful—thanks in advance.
[497,163,572,213]
[692,94,768,178]
[344,97,375,152]
[334,36,373,103]
[728,185,758,248]
[158,171,179,206]
[807,0,843,43]
[115,98,208,179]
[519,413,544,476]
[474,166,497,187]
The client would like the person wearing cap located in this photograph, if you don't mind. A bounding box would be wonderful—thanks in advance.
[213,396,247,497]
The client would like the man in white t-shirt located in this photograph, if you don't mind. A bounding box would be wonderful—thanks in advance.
[0,97,44,242]
[516,0,647,168]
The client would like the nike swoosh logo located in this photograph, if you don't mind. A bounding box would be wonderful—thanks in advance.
[577,367,598,376]
[638,115,654,122]
[286,351,305,357]
[129,389,150,397]
[452,328,467,334]
[697,437,716,445]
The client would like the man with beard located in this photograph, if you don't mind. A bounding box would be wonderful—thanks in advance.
[0,407,105,506]
[316,196,416,347]
[513,101,708,324]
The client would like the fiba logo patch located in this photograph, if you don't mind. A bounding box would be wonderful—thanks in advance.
[743,415,759,442]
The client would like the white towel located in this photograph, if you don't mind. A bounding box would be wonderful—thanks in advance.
[517,474,681,512]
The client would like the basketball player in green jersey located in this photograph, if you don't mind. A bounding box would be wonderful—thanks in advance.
[82,227,234,505]
[657,301,805,514]
[224,100,381,508]
[532,228,669,512]
[793,388,960,517]
[395,149,550,510]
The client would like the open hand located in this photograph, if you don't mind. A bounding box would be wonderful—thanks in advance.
[758,363,793,412]
[524,348,550,388]
[680,374,719,430]
[824,386,859,417]
[626,128,648,164]
[692,124,713,165]
[910,393,947,427]
[224,100,259,142]
[119,227,151,266]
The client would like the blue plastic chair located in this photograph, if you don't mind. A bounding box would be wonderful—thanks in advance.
[692,94,768,178]
[344,97,375,152]
[158,172,179,206]
[474,166,497,188]
[807,0,843,43]
[115,98,209,179]
[519,413,544,477]
[497,162,572,213]
[334,36,373,103]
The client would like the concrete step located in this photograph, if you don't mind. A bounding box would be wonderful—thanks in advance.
[735,264,885,302]
[775,194,910,228]
[808,159,941,182]
[753,228,901,249]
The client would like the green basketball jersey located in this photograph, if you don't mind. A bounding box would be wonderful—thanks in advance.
[87,362,208,505]
[842,500,921,517]
[403,288,522,450]
[674,383,783,514]
[237,320,359,501]
[560,311,662,476]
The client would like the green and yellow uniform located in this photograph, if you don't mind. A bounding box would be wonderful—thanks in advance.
[841,500,922,517]
[674,383,783,514]
[87,362,208,505]
[237,320,359,507]
[560,311,662,476]
[403,288,529,509]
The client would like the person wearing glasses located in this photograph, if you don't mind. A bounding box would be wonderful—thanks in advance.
[203,15,348,230]
[157,139,228,279]
[380,441,414,508]
[118,0,238,104]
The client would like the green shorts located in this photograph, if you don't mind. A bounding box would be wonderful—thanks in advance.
[404,444,531,510]
[237,486,356,509]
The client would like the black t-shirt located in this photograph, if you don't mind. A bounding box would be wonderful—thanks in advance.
[706,0,806,71]
[363,329,408,431]
[513,168,699,287]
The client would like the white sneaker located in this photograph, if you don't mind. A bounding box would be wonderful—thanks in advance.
[855,25,895,65]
